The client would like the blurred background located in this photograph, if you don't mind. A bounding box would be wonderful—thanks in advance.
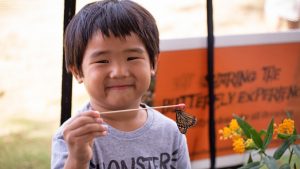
[0,0,299,168]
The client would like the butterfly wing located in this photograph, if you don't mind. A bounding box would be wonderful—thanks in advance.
[175,109,197,134]
[177,124,188,134]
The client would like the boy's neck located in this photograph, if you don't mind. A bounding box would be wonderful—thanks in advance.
[102,109,148,132]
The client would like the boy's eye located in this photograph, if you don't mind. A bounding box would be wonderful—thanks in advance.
[127,57,139,61]
[96,60,109,63]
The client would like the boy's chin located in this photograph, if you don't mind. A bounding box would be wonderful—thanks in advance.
[105,99,141,110]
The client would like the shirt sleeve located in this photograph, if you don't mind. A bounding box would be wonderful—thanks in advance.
[176,134,192,169]
[51,128,68,169]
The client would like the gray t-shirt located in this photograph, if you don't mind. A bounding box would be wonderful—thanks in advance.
[51,103,192,169]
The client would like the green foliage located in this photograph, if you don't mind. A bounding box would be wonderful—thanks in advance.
[273,135,297,160]
[247,154,253,164]
[232,115,300,169]
[250,128,264,149]
[263,118,274,148]
[234,115,252,138]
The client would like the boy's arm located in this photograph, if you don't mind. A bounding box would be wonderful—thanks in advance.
[51,130,68,169]
[51,111,107,169]
[51,132,90,169]
[64,157,89,169]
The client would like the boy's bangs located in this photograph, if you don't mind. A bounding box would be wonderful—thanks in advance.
[91,2,141,38]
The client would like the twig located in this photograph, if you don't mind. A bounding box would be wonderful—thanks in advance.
[99,104,185,115]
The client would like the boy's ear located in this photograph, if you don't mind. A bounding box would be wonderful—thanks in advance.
[151,55,158,75]
[68,66,83,83]
[151,69,156,76]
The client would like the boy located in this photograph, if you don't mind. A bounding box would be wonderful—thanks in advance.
[51,0,192,169]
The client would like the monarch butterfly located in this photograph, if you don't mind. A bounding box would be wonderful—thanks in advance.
[175,108,197,134]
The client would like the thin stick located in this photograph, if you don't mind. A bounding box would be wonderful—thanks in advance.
[99,104,184,115]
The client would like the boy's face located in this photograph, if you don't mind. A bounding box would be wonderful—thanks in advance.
[76,32,153,111]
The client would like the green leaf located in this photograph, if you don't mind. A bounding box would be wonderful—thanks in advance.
[292,144,300,158]
[234,115,264,149]
[273,135,297,160]
[259,130,267,137]
[278,133,291,139]
[234,115,252,138]
[286,111,292,118]
[293,128,297,135]
[250,128,264,149]
[264,118,274,149]
[292,128,296,136]
[247,153,253,164]
[263,156,279,169]
[279,164,291,169]
[239,161,261,169]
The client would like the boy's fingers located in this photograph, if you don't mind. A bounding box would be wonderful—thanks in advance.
[65,116,103,131]
[70,131,107,145]
[64,110,101,126]
[63,110,106,142]
[68,123,108,138]
[65,111,104,130]
[64,124,108,144]
[79,110,100,118]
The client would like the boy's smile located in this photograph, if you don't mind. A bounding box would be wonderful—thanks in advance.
[76,32,153,112]
[104,81,135,94]
[105,84,134,90]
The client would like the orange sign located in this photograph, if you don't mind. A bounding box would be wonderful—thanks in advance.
[154,39,300,166]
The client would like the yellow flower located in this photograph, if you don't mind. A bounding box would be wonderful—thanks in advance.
[229,119,240,131]
[245,138,255,149]
[277,118,294,135]
[219,127,232,140]
[231,132,243,141]
[232,137,245,153]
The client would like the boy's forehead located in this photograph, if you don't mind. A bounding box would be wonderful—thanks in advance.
[92,31,141,42]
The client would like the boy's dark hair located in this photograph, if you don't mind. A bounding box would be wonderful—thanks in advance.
[64,0,160,77]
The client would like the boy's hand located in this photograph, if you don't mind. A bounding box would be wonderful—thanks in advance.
[63,111,107,167]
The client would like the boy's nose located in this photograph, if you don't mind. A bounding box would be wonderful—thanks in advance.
[109,62,129,78]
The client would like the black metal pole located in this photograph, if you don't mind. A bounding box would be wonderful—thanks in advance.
[206,0,216,168]
[61,0,76,125]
